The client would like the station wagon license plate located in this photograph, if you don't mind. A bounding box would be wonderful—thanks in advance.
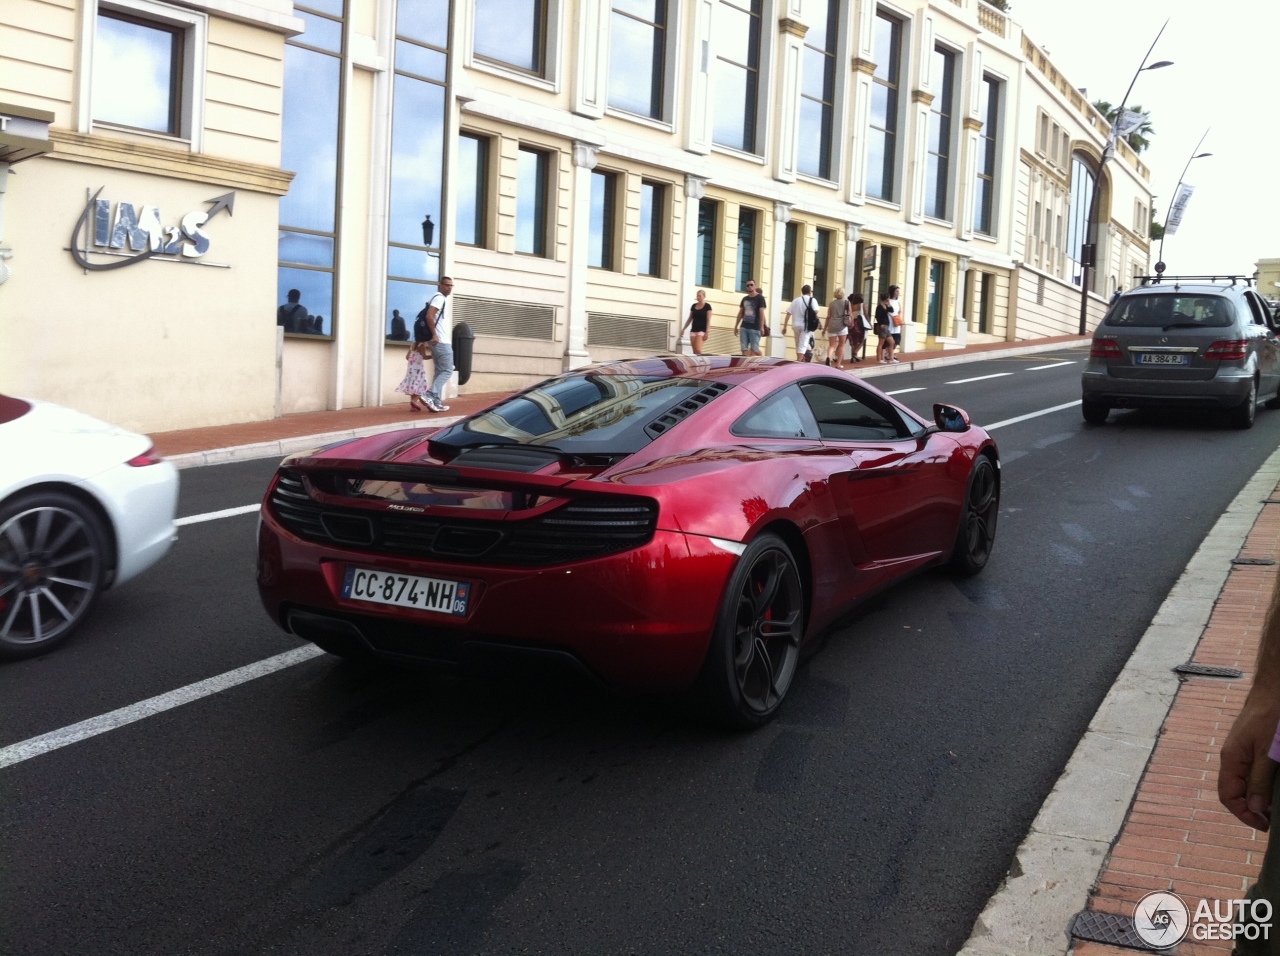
[1138,353,1189,366]
[341,567,469,615]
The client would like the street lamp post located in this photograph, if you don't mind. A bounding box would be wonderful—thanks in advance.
[1155,130,1212,275]
[1076,23,1172,335]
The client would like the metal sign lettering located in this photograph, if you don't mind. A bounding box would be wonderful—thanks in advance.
[69,187,235,271]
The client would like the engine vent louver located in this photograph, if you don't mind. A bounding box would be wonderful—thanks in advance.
[268,472,657,566]
[643,381,733,438]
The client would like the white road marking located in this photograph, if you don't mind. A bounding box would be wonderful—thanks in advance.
[885,387,927,395]
[0,646,326,770]
[985,400,1082,431]
[1024,361,1076,371]
[175,504,261,526]
[945,372,1014,385]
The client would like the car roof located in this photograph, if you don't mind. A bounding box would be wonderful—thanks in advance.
[569,355,802,386]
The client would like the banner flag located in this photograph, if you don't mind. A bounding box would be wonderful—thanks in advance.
[1165,183,1195,235]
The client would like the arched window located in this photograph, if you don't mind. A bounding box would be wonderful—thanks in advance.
[1066,152,1098,291]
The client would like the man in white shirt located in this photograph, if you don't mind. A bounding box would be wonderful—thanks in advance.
[782,284,819,362]
[420,276,454,412]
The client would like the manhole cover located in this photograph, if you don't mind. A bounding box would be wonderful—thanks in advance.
[1174,663,1243,679]
[1069,910,1170,951]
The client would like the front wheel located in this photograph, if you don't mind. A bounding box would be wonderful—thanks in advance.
[0,492,107,659]
[698,533,805,730]
[1229,379,1258,429]
[949,456,1000,577]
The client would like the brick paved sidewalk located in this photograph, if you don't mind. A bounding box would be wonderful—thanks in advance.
[1071,489,1280,955]
[149,335,1088,460]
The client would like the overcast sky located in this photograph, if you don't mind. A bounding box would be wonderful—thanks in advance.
[1007,0,1279,285]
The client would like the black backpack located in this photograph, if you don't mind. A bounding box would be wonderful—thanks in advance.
[804,297,819,332]
[413,307,429,343]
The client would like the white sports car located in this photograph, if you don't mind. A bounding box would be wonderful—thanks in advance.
[0,394,178,658]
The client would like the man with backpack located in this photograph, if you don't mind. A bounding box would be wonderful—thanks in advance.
[783,284,821,362]
[277,289,308,334]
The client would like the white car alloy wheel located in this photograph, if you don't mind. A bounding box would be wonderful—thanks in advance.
[0,493,106,658]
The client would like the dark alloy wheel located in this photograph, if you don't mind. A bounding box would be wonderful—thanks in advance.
[1229,378,1258,430]
[699,533,805,729]
[0,493,107,659]
[949,456,1000,576]
[1081,400,1109,424]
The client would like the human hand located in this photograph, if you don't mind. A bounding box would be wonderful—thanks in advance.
[1219,696,1280,830]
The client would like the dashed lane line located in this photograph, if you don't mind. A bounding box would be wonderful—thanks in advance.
[1024,361,1076,371]
[175,504,261,526]
[985,400,1082,431]
[945,372,1015,385]
[0,646,326,770]
[885,387,927,395]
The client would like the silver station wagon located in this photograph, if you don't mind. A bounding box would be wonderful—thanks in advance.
[1081,277,1280,428]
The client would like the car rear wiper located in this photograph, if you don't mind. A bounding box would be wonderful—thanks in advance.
[1161,322,1204,331]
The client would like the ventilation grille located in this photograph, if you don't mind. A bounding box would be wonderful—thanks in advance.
[453,296,556,340]
[587,313,671,351]
[269,473,658,567]
[1036,274,1046,306]
[706,328,741,355]
[644,382,733,438]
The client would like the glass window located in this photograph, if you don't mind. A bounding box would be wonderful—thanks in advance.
[697,199,718,287]
[978,272,993,333]
[588,170,617,270]
[1067,153,1097,287]
[781,222,798,302]
[799,381,905,441]
[736,207,758,292]
[609,0,666,118]
[517,147,551,257]
[712,0,762,152]
[731,386,820,439]
[1104,294,1233,329]
[974,75,1000,235]
[926,46,956,220]
[638,181,664,277]
[93,11,183,135]
[456,134,488,247]
[867,12,902,201]
[474,0,545,74]
[279,13,344,339]
[798,0,838,179]
[396,0,449,47]
[813,228,832,305]
[437,374,712,454]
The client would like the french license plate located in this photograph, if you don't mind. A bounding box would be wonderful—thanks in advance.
[341,567,469,616]
[1139,353,1189,366]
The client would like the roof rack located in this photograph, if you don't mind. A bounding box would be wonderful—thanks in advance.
[1137,275,1256,287]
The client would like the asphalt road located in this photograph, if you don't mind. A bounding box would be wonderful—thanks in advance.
[5,346,1280,956]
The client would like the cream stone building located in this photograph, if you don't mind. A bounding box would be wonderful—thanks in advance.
[0,0,1153,431]
[1257,258,1280,304]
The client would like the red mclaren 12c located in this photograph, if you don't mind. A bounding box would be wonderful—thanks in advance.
[257,356,1000,727]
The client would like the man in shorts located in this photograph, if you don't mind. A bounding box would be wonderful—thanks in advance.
[783,284,819,362]
[734,279,768,356]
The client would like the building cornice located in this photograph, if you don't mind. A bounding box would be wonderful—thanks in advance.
[962,116,984,133]
[778,18,808,39]
[911,90,935,106]
[851,56,877,76]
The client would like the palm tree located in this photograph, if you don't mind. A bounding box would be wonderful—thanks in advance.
[984,0,1011,9]
[1092,100,1156,154]
[1149,203,1165,241]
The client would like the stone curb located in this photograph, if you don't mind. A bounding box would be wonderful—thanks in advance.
[167,338,1089,470]
[955,442,1280,956]
[165,416,462,470]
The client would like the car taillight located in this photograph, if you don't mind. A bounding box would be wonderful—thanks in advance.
[1090,338,1122,358]
[126,445,165,467]
[1204,340,1248,361]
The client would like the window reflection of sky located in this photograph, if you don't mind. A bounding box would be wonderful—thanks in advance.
[516,149,547,256]
[608,12,662,117]
[396,0,449,48]
[280,45,340,232]
[93,14,176,132]
[386,278,432,338]
[456,136,484,245]
[474,0,539,71]
[278,267,333,336]
[389,75,445,248]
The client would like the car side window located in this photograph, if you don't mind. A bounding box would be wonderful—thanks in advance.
[731,385,821,439]
[1245,292,1272,328]
[798,381,908,441]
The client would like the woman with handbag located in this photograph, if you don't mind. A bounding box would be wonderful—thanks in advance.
[874,291,898,364]
[847,292,871,364]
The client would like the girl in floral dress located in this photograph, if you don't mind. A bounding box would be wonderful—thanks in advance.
[395,341,431,411]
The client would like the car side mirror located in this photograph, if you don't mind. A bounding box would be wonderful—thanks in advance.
[934,403,971,433]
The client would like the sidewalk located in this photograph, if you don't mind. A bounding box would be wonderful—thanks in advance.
[960,445,1280,956]
[151,334,1089,468]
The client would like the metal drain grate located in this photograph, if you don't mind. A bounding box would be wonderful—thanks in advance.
[1174,663,1244,679]
[1069,910,1166,951]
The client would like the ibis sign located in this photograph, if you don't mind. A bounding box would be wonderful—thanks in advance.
[70,187,235,272]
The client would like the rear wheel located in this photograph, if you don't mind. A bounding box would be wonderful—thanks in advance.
[0,492,107,659]
[698,533,804,730]
[949,456,1000,577]
[1081,400,1109,424]
[1229,379,1258,429]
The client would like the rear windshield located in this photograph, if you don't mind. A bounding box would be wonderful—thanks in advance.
[1104,294,1234,329]
[433,373,709,454]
